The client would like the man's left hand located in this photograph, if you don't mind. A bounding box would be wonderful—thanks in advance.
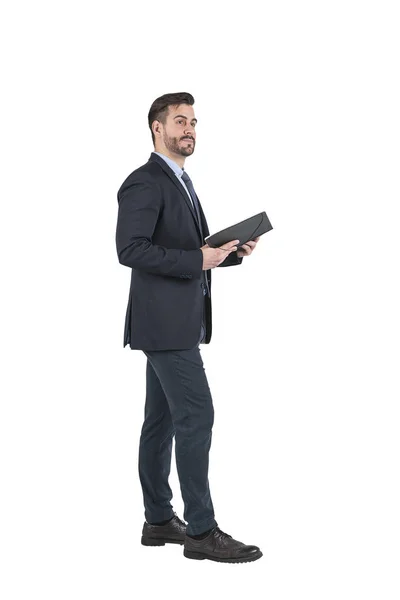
[237,236,261,258]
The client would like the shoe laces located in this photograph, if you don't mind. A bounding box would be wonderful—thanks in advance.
[214,526,232,541]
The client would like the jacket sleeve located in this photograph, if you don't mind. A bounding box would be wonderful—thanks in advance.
[217,251,243,267]
[116,177,203,279]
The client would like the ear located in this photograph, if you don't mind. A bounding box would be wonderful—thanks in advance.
[152,120,161,137]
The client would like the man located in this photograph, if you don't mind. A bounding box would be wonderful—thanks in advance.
[115,92,262,563]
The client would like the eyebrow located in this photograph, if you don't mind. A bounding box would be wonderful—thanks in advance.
[174,115,197,124]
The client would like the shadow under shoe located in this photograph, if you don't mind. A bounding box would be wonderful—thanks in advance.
[184,526,263,563]
[141,512,187,546]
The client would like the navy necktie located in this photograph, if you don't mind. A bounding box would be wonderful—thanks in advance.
[181,169,209,297]
[181,170,203,237]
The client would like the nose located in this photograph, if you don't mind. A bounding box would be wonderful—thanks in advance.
[184,126,195,139]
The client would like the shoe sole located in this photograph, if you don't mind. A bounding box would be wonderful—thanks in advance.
[183,549,263,563]
[141,536,184,546]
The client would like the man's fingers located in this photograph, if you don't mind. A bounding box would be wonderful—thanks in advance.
[220,239,239,251]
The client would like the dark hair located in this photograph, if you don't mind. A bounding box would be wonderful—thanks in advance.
[148,92,195,146]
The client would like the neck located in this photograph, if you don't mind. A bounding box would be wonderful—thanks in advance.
[154,147,185,169]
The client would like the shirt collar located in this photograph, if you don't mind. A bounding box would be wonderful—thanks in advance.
[153,151,184,178]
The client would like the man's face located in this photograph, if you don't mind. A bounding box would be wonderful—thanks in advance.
[160,104,197,157]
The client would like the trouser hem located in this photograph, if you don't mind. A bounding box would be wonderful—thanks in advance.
[186,516,218,537]
[145,508,175,524]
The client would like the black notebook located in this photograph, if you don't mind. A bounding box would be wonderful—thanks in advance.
[204,211,273,249]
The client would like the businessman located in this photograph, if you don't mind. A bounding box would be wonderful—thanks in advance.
[115,92,262,563]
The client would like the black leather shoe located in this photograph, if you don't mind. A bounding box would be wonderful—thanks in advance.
[141,512,186,546]
[184,526,263,563]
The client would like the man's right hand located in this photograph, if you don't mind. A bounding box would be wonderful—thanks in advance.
[200,239,240,270]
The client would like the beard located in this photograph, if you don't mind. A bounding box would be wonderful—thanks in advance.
[163,132,195,156]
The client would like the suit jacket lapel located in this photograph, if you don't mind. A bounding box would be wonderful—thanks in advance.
[149,152,208,240]
[196,197,209,239]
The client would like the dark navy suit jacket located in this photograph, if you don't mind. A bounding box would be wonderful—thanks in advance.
[116,152,242,350]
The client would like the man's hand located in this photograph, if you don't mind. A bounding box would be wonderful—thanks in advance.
[200,239,240,270]
[237,236,261,258]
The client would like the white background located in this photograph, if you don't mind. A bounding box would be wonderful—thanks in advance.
[1,1,399,598]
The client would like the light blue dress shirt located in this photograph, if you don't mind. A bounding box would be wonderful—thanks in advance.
[154,151,206,345]
[154,151,194,209]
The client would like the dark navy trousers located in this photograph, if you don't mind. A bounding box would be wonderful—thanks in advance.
[138,340,218,536]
